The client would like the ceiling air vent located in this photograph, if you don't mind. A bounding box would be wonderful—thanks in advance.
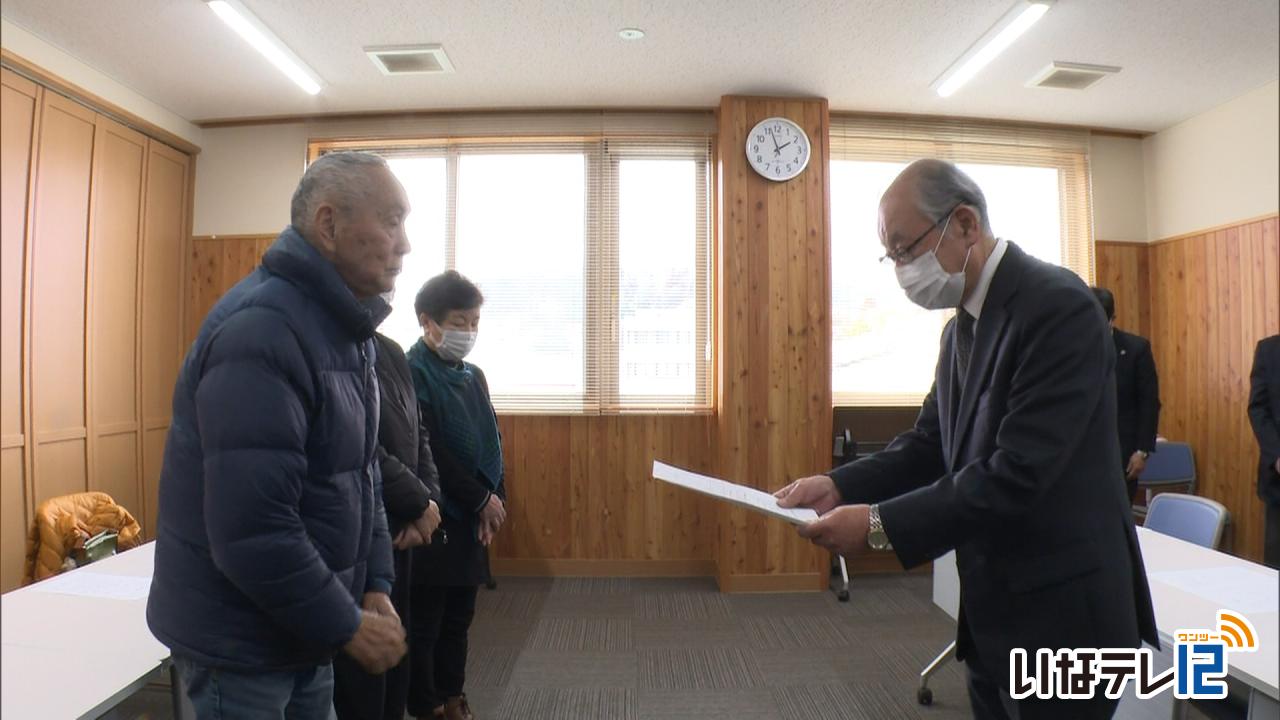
[1027,61,1120,90]
[365,45,455,75]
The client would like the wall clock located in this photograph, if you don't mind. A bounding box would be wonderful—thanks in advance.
[745,116,810,182]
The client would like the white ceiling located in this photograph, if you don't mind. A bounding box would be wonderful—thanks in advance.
[2,0,1277,131]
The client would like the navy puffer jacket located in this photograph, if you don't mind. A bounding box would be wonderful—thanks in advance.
[146,226,394,670]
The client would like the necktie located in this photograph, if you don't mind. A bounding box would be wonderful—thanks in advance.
[956,309,975,383]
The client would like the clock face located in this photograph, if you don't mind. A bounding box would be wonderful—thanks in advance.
[745,117,810,182]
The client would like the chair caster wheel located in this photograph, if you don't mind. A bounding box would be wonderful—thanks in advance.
[837,589,850,602]
[917,687,933,705]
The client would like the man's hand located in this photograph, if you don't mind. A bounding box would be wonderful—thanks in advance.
[774,475,842,515]
[480,494,506,530]
[362,591,398,621]
[412,501,442,545]
[393,525,425,550]
[797,504,871,557]
[1274,458,1279,475]
[343,605,406,674]
[1125,451,1148,480]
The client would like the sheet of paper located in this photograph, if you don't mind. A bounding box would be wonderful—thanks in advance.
[30,571,152,601]
[1148,566,1278,615]
[652,460,819,525]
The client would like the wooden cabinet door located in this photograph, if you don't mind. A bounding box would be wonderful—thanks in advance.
[29,91,96,511]
[87,117,147,520]
[1,69,40,592]
[139,140,190,538]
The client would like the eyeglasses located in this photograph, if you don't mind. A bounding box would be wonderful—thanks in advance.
[879,204,961,265]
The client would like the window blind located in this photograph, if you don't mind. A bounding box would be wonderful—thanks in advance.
[310,114,714,415]
[829,114,1095,280]
[828,115,1095,407]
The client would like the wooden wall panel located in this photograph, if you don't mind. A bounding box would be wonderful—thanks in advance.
[188,234,272,344]
[34,438,89,503]
[491,415,718,569]
[95,432,141,517]
[0,69,39,592]
[1095,240,1151,337]
[716,96,831,591]
[1140,216,1279,561]
[139,142,191,538]
[87,117,146,514]
[29,91,95,509]
[0,449,25,588]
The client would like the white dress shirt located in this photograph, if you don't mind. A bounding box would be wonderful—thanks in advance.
[961,237,1009,323]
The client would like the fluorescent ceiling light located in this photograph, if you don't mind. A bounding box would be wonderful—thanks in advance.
[205,0,322,95]
[933,1,1052,98]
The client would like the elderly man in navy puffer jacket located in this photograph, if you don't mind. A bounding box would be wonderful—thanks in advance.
[148,152,413,719]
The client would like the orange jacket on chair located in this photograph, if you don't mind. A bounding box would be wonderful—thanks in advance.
[23,491,143,584]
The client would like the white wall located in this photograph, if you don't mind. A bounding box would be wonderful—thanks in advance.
[194,122,1163,240]
[0,18,202,148]
[192,124,307,236]
[1143,80,1279,240]
[192,111,717,236]
[190,84,1280,241]
[1090,135,1148,243]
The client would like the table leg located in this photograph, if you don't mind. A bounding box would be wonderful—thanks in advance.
[1249,688,1280,720]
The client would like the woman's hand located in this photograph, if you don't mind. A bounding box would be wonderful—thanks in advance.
[412,501,442,544]
[393,525,425,550]
[480,494,506,530]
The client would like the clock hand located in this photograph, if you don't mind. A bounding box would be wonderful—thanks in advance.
[770,132,780,153]
[776,140,793,151]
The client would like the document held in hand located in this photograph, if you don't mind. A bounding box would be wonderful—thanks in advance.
[652,460,819,525]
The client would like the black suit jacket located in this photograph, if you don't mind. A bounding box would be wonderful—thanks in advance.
[1111,329,1160,463]
[830,242,1159,690]
[1248,335,1280,504]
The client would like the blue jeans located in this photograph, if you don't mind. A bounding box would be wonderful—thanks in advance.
[173,656,337,720]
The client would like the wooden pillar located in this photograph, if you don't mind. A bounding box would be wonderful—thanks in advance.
[716,96,832,592]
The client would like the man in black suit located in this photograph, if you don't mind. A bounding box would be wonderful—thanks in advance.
[1248,334,1280,568]
[777,160,1157,719]
[1091,287,1161,502]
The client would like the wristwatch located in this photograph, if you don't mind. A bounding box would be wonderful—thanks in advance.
[1137,450,1150,459]
[867,504,893,551]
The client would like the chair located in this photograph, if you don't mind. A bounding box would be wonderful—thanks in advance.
[1144,492,1230,550]
[1133,441,1196,520]
[1143,495,1239,720]
[23,491,143,584]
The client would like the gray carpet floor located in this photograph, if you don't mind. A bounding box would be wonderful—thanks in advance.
[106,572,1228,719]
[459,573,971,720]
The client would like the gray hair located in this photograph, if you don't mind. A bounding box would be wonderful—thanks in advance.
[290,151,390,232]
[908,159,993,234]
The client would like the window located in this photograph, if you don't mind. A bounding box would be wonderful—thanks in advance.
[616,157,708,404]
[829,117,1094,406]
[314,130,713,414]
[381,157,446,348]
[456,152,587,401]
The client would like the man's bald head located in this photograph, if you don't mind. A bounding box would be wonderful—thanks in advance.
[290,152,392,235]
[883,159,993,237]
[289,151,412,298]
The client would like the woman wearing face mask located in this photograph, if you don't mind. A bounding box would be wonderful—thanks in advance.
[404,270,505,720]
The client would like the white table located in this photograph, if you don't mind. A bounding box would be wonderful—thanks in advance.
[1138,527,1278,701]
[1,542,172,720]
[931,529,1280,716]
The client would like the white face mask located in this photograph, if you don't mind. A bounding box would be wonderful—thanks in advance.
[894,214,972,310]
[435,329,477,362]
